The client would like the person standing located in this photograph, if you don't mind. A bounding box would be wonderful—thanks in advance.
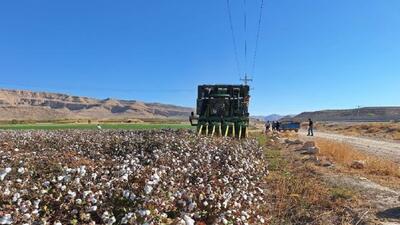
[276,121,280,132]
[307,118,314,136]
[265,121,271,133]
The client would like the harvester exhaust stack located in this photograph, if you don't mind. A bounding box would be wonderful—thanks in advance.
[190,85,250,139]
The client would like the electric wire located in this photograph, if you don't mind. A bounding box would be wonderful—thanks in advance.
[251,0,265,76]
[226,0,242,78]
[243,0,247,75]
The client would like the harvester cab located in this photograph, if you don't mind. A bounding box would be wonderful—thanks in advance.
[190,84,250,139]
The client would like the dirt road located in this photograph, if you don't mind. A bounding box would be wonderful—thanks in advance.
[299,130,400,163]
[299,130,400,223]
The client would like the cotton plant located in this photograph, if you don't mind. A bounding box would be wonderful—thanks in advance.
[0,129,269,224]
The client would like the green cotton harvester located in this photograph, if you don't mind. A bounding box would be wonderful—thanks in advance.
[189,84,250,139]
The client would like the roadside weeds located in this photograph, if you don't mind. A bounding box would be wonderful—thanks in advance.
[254,133,362,225]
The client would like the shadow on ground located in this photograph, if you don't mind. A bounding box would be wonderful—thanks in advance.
[377,207,400,220]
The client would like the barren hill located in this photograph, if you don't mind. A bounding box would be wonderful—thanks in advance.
[291,107,400,122]
[0,89,193,121]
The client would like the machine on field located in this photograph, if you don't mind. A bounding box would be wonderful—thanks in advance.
[189,84,250,139]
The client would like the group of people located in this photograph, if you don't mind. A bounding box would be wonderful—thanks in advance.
[264,118,314,136]
[264,120,281,132]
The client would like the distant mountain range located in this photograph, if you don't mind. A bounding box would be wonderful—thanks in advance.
[0,89,193,121]
[252,114,287,122]
[253,107,400,123]
[290,107,400,122]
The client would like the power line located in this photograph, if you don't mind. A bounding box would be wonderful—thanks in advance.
[243,0,247,74]
[226,0,242,78]
[251,0,265,76]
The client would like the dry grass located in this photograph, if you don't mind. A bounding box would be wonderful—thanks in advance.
[256,134,357,224]
[265,165,356,225]
[316,138,400,178]
[279,131,299,139]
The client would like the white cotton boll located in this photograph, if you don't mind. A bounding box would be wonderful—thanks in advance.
[75,177,81,184]
[78,166,86,176]
[88,196,97,204]
[12,192,20,202]
[83,190,92,198]
[68,190,77,198]
[101,211,110,221]
[144,185,153,195]
[4,188,10,196]
[21,204,29,213]
[23,213,31,220]
[121,213,134,224]
[183,215,195,225]
[107,217,116,225]
[14,148,19,152]
[176,218,186,225]
[121,174,129,181]
[88,205,97,212]
[203,201,208,207]
[123,190,130,199]
[0,214,13,225]
[18,167,25,174]
[43,181,50,187]
[188,202,196,211]
[57,176,64,181]
[76,199,82,205]
[54,221,62,225]
[0,168,12,181]
[129,193,136,201]
[61,185,66,191]
[64,175,72,183]
[138,210,146,217]
[33,199,41,209]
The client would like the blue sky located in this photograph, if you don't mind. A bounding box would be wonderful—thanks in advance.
[0,0,399,115]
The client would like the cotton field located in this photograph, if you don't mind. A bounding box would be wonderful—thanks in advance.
[0,130,269,225]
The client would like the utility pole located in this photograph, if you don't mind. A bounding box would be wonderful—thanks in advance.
[240,73,253,86]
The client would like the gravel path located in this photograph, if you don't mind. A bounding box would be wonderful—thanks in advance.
[299,130,400,163]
